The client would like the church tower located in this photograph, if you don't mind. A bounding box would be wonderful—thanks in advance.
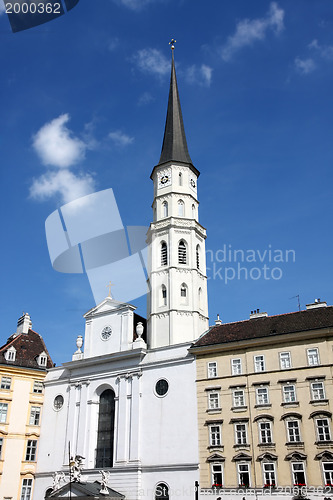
[147,42,209,348]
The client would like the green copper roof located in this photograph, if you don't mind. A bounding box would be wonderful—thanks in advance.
[158,51,193,166]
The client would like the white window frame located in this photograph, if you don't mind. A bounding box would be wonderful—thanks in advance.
[211,463,223,486]
[254,355,265,372]
[234,422,248,445]
[316,418,331,442]
[286,419,301,443]
[279,351,291,370]
[33,381,43,393]
[237,462,251,487]
[29,406,41,426]
[37,352,47,367]
[322,462,333,486]
[209,424,222,446]
[162,201,168,218]
[307,348,319,366]
[178,199,185,217]
[233,389,245,407]
[25,440,37,461]
[283,384,297,403]
[0,402,8,423]
[311,381,325,401]
[231,358,242,375]
[262,462,276,486]
[5,347,16,362]
[256,387,269,406]
[0,376,11,390]
[20,478,33,500]
[208,392,220,410]
[258,420,273,444]
[0,437,3,459]
[291,461,306,486]
[207,362,217,379]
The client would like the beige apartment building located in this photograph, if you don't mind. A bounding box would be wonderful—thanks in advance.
[190,301,333,497]
[0,313,53,500]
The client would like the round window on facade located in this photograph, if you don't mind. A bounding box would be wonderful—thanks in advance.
[53,394,64,411]
[155,379,169,397]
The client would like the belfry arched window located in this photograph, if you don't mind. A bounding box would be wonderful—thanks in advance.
[179,172,183,186]
[161,285,167,306]
[178,199,184,217]
[178,240,187,264]
[155,483,169,500]
[196,244,200,269]
[161,242,168,266]
[162,201,168,218]
[192,204,196,219]
[198,287,202,309]
[180,283,188,305]
[95,389,115,468]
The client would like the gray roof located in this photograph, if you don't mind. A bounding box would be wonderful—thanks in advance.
[47,481,125,499]
[157,50,193,167]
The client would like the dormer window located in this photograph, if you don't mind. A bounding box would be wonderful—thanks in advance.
[5,347,16,362]
[37,352,47,367]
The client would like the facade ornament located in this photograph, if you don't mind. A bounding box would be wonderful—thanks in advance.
[99,470,110,495]
[52,471,66,491]
[72,335,84,361]
[69,455,84,482]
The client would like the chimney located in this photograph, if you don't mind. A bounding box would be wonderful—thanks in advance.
[250,309,268,319]
[17,313,32,334]
[215,314,222,326]
[306,299,327,310]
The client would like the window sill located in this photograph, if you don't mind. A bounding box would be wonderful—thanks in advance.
[254,404,271,409]
[286,442,304,448]
[233,444,250,451]
[231,406,248,412]
[258,442,276,448]
[207,408,222,414]
[208,445,224,452]
[281,402,299,408]
[310,399,329,406]
[315,441,333,447]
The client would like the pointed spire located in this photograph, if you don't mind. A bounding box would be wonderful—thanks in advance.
[158,43,193,166]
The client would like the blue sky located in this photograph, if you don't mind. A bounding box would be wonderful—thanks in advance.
[0,0,332,365]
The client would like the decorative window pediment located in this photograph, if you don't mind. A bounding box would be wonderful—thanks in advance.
[253,414,274,422]
[285,451,307,461]
[310,410,332,419]
[257,452,278,462]
[281,412,302,421]
[232,452,252,462]
[207,453,225,462]
[315,451,333,461]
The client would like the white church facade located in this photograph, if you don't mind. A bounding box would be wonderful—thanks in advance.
[34,45,209,500]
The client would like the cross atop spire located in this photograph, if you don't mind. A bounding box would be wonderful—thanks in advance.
[157,42,193,168]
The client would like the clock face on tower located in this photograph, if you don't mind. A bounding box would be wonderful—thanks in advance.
[158,169,172,189]
[101,325,112,341]
[189,177,196,189]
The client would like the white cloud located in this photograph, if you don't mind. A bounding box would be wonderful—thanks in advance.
[309,39,333,61]
[134,48,169,77]
[294,57,316,75]
[138,92,154,106]
[186,64,213,87]
[30,169,95,204]
[33,114,86,168]
[109,130,134,147]
[221,2,284,61]
[114,0,161,10]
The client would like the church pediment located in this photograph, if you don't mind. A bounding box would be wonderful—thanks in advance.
[47,481,125,499]
[84,297,135,319]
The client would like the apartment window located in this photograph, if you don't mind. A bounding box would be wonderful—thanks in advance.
[178,240,187,264]
[254,355,265,372]
[29,407,41,426]
[33,381,43,393]
[311,381,325,401]
[20,479,33,500]
[237,463,250,487]
[307,348,319,366]
[316,418,331,442]
[0,437,3,459]
[211,463,223,486]
[208,362,217,379]
[286,420,301,443]
[235,423,247,445]
[283,384,297,403]
[0,402,8,423]
[256,387,269,406]
[0,377,11,390]
[25,440,37,461]
[259,421,273,444]
[231,358,242,375]
[161,242,167,266]
[209,425,221,446]
[280,352,291,369]
[208,392,220,410]
[263,462,276,486]
[322,463,333,485]
[233,389,245,407]
[291,462,306,485]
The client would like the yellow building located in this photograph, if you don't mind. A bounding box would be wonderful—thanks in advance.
[190,301,333,497]
[0,313,53,500]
